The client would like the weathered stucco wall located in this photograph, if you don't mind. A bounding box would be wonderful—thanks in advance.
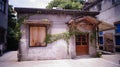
[96,1,120,49]
[19,14,97,61]
[89,0,120,52]
[19,14,73,61]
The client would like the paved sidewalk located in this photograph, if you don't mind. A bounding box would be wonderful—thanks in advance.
[102,53,120,64]
[0,51,120,67]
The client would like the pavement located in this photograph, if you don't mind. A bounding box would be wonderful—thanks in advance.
[102,53,120,64]
[0,51,120,67]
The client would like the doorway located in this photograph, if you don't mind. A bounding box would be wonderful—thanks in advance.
[76,34,89,55]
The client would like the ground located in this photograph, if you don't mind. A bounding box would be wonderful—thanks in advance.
[0,51,120,67]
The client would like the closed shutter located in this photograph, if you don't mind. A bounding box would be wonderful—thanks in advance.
[30,26,46,47]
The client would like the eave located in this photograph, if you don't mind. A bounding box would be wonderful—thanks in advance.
[15,7,99,16]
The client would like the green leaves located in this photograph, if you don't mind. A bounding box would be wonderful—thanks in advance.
[7,5,27,44]
[44,31,88,44]
[46,0,66,9]
[46,0,83,10]
[45,32,70,44]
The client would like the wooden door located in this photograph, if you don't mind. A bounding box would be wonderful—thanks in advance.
[76,34,89,55]
[30,26,46,47]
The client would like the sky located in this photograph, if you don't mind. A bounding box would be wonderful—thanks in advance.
[9,0,52,8]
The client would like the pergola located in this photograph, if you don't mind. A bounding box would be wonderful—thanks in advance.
[68,16,116,32]
[68,16,116,53]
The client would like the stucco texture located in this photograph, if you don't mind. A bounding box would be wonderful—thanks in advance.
[19,14,97,61]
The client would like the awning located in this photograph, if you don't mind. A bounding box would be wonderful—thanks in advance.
[98,21,116,31]
[68,16,116,31]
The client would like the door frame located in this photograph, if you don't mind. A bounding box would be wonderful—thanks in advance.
[75,33,89,55]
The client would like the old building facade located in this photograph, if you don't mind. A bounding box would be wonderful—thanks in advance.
[83,0,120,52]
[15,8,101,61]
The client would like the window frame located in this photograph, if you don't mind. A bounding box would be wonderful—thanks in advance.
[98,32,103,46]
[98,36,103,45]
[29,25,47,47]
[115,35,120,45]
[99,32,103,35]
[75,34,88,45]
[114,22,120,34]
[114,21,120,45]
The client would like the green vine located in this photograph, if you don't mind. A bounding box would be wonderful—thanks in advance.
[44,31,88,55]
[44,31,88,44]
[44,22,97,56]
[45,32,70,44]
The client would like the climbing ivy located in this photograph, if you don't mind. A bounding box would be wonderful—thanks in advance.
[45,32,70,44]
[44,31,88,44]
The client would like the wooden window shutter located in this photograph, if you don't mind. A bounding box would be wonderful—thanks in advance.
[30,26,46,47]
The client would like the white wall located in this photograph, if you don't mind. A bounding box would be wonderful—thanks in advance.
[20,14,73,60]
[94,1,120,51]
[19,13,97,61]
[97,4,120,25]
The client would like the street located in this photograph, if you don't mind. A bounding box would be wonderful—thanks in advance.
[0,51,119,67]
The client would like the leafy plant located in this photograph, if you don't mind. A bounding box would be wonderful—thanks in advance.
[7,5,27,50]
[46,0,83,10]
[96,51,102,57]
[44,30,88,44]
[45,32,70,44]
[44,31,88,55]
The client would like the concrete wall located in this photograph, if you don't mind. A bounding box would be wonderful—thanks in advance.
[97,1,120,48]
[89,0,120,26]
[98,1,120,51]
[96,0,120,25]
[19,14,72,61]
[19,14,97,61]
[89,0,120,51]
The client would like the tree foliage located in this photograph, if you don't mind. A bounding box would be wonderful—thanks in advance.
[7,5,17,50]
[46,0,84,10]
[7,5,26,50]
